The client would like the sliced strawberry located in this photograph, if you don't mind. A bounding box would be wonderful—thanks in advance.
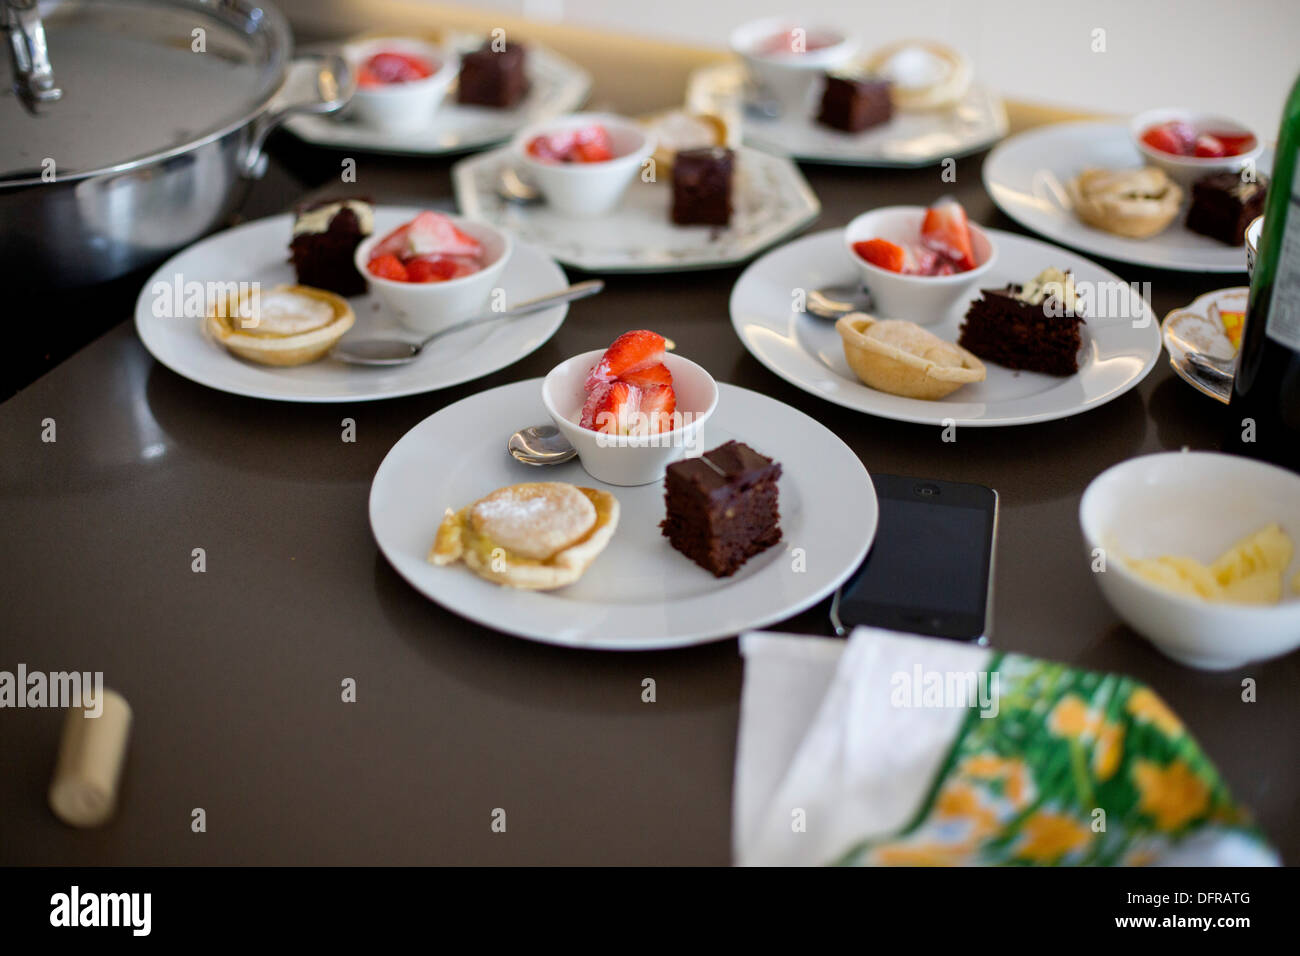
[367,253,409,282]
[852,238,906,272]
[579,381,639,434]
[572,125,614,163]
[527,125,614,163]
[1140,125,1184,156]
[369,223,412,259]
[618,362,673,387]
[920,199,976,272]
[638,384,677,434]
[585,330,667,390]
[1193,134,1227,158]
[358,51,435,87]
[406,254,478,282]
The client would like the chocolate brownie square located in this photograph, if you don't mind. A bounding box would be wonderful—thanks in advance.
[288,198,372,298]
[671,147,734,226]
[817,74,893,133]
[1186,171,1268,246]
[457,41,529,108]
[661,441,782,577]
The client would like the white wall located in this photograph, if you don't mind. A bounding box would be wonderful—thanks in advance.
[469,0,1300,138]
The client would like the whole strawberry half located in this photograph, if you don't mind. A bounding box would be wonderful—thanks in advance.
[920,199,976,272]
[585,330,667,391]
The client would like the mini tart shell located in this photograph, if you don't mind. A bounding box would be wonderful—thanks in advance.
[428,486,620,591]
[1068,167,1184,239]
[836,313,986,400]
[863,40,972,110]
[205,283,355,367]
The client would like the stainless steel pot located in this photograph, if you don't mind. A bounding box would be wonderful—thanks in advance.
[0,0,353,286]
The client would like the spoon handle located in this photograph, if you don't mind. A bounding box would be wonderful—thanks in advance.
[418,280,605,347]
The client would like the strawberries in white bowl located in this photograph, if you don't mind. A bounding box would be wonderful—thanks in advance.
[843,201,997,324]
[543,331,718,486]
[354,211,512,335]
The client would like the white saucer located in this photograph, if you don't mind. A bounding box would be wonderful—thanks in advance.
[686,63,1007,167]
[1163,287,1248,404]
[134,206,569,403]
[730,228,1161,427]
[284,41,591,156]
[369,379,877,649]
[983,121,1266,273]
[452,146,820,273]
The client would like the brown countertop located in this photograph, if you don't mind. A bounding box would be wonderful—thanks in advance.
[1,17,1295,864]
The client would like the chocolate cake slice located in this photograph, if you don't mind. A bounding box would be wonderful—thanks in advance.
[671,147,734,226]
[958,269,1085,377]
[661,441,782,577]
[817,74,893,133]
[457,41,530,108]
[1186,171,1267,245]
[288,198,372,298]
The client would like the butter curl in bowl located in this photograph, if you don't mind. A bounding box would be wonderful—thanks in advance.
[836,312,985,400]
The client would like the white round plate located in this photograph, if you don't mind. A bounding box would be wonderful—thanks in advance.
[369,379,877,649]
[283,41,591,156]
[730,228,1161,427]
[983,121,1267,273]
[453,146,820,273]
[134,206,569,403]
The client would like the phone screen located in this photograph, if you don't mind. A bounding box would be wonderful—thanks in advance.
[835,476,996,641]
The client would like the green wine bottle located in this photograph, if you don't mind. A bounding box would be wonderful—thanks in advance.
[1231,72,1300,470]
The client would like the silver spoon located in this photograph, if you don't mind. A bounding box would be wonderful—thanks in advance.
[805,283,874,320]
[498,166,542,205]
[333,280,604,366]
[508,424,577,465]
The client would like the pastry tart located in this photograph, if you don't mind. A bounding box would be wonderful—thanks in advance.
[863,40,972,110]
[837,313,986,400]
[205,283,354,366]
[1068,167,1183,239]
[429,482,619,590]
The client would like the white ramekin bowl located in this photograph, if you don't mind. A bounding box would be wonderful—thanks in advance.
[729,16,858,116]
[1130,107,1264,188]
[542,349,719,487]
[354,215,512,335]
[843,205,997,324]
[343,37,458,133]
[514,113,655,219]
[1080,451,1300,671]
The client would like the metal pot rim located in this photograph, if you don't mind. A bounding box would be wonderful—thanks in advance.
[1,0,295,189]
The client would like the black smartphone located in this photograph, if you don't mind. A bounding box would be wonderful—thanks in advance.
[831,474,998,642]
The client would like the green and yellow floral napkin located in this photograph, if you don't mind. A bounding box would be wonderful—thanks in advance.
[733,629,1276,866]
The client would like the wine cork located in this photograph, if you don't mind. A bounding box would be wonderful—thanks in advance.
[48,689,132,827]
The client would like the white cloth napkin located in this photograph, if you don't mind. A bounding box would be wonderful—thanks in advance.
[732,627,1278,867]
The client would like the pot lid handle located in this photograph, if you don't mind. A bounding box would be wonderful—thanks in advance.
[4,0,61,109]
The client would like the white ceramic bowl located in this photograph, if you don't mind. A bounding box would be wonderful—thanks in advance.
[1246,215,1264,278]
[354,215,512,335]
[1080,451,1300,671]
[514,113,655,219]
[1130,107,1263,188]
[542,349,719,486]
[843,205,996,324]
[343,37,458,133]
[729,16,858,116]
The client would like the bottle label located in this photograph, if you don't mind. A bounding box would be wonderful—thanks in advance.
[1266,156,1300,350]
